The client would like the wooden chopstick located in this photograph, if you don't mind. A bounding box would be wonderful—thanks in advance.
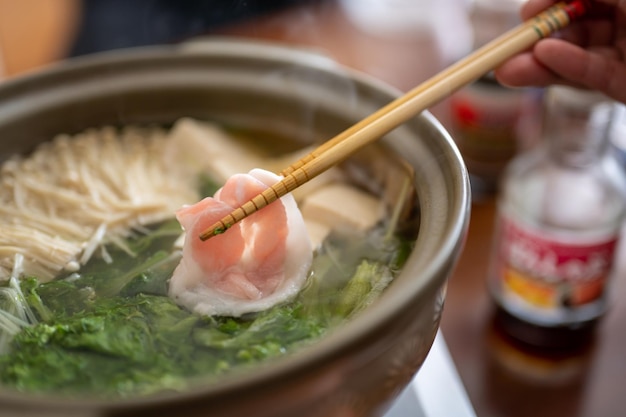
[279,0,591,177]
[199,0,592,241]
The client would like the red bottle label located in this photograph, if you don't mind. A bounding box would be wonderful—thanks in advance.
[493,216,619,315]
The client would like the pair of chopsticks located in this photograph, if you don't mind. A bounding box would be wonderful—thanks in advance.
[199,0,592,241]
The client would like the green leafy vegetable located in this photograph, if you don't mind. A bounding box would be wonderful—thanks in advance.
[0,295,200,396]
[0,222,406,398]
[337,261,395,317]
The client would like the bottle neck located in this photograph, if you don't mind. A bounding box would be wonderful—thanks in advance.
[544,92,615,168]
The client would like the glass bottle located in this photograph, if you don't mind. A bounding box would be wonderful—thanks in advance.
[488,86,626,349]
[449,0,541,199]
[609,102,626,169]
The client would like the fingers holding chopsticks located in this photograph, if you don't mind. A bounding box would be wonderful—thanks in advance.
[495,0,626,104]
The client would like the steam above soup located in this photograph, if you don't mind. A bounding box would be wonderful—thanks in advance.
[0,119,411,397]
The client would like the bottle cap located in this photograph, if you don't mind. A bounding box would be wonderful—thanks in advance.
[548,86,612,110]
[547,86,615,135]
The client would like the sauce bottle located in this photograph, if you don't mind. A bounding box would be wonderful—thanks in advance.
[488,86,626,349]
[449,0,541,198]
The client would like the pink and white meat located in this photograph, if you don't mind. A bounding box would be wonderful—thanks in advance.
[169,168,313,317]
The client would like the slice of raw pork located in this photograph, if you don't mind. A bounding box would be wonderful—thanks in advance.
[169,168,312,317]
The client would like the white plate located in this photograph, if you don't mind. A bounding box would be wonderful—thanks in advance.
[385,331,476,417]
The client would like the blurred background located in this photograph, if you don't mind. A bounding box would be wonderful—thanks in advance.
[1,1,626,417]
[0,0,472,91]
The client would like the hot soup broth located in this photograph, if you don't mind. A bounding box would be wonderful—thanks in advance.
[0,119,414,397]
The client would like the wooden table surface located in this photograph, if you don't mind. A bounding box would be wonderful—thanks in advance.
[1,1,625,416]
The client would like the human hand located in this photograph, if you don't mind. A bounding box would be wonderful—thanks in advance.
[495,0,626,103]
